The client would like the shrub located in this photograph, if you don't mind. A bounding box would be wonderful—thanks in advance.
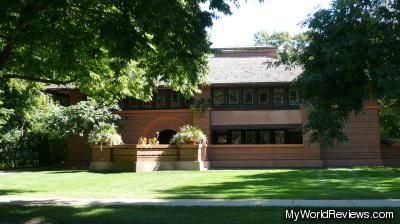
[170,125,207,144]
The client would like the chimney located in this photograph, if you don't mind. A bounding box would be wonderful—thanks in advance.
[213,46,277,58]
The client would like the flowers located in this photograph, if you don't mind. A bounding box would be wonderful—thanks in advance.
[88,122,123,150]
[170,125,207,144]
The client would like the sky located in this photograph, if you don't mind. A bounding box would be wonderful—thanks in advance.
[207,0,332,47]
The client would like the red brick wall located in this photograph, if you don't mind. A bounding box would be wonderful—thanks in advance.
[381,144,400,166]
[208,144,322,168]
[63,90,89,167]
[321,107,383,166]
[116,109,193,144]
[193,86,212,141]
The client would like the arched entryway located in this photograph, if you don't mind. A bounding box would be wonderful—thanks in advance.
[158,129,177,144]
[141,116,185,139]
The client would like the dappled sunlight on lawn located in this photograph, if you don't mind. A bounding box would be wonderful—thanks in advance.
[0,167,399,199]
[157,168,400,199]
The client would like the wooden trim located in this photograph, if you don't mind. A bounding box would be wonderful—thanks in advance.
[114,109,189,114]
[363,105,380,110]
[91,144,177,149]
[211,124,302,130]
[209,144,304,148]
[381,143,400,148]
[91,144,208,150]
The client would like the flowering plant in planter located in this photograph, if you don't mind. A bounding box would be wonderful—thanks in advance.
[170,125,207,144]
[88,122,123,150]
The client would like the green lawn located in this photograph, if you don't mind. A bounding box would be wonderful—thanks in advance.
[1,167,400,199]
[0,205,398,224]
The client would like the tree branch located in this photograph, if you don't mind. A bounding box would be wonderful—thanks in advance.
[0,74,77,85]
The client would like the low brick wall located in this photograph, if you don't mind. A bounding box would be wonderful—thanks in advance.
[381,144,400,166]
[207,144,323,168]
[90,144,208,172]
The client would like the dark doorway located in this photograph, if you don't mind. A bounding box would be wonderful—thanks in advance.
[158,129,177,144]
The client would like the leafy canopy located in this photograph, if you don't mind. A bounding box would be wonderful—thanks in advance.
[0,0,244,101]
[254,31,308,69]
[283,0,400,148]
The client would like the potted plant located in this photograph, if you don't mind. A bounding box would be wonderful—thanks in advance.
[170,125,207,145]
[88,122,123,150]
[170,125,207,161]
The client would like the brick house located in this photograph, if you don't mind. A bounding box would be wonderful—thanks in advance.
[51,47,400,170]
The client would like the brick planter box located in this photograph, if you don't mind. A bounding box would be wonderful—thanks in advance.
[90,144,208,172]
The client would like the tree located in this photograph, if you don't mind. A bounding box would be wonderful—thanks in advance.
[0,80,122,168]
[281,0,400,148]
[254,31,308,69]
[254,31,292,47]
[0,0,241,101]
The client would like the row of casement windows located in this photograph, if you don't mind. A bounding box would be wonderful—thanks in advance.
[213,87,300,107]
[212,129,303,144]
[121,89,192,110]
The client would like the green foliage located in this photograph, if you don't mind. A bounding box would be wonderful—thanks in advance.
[263,0,400,147]
[254,31,292,47]
[0,79,121,168]
[87,122,123,148]
[189,98,210,113]
[0,0,243,102]
[42,99,121,140]
[0,80,50,167]
[170,125,207,144]
[254,31,308,69]
[379,98,400,144]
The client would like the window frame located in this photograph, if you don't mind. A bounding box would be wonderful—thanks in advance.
[243,88,254,105]
[258,88,268,105]
[228,88,239,105]
[213,88,225,106]
[273,88,284,105]
[289,88,300,105]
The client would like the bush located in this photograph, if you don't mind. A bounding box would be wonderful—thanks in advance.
[170,125,207,144]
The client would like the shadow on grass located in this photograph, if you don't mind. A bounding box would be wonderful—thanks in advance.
[1,205,398,224]
[46,170,86,174]
[158,167,400,199]
[0,189,38,196]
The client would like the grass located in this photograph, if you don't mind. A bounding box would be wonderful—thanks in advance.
[0,167,400,199]
[0,205,399,224]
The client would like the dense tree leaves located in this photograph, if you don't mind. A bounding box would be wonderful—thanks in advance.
[380,98,400,144]
[0,0,241,101]
[0,79,121,168]
[254,31,308,69]
[291,0,400,148]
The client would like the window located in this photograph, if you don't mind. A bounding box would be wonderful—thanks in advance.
[231,130,241,144]
[143,101,152,108]
[259,89,268,105]
[171,92,181,108]
[244,88,253,104]
[213,89,224,106]
[127,98,142,109]
[212,128,302,144]
[244,130,257,144]
[275,130,285,144]
[215,131,228,144]
[120,89,193,110]
[229,89,239,105]
[274,88,284,105]
[260,130,271,144]
[156,92,167,108]
[289,88,300,105]
[51,94,70,106]
[287,129,303,144]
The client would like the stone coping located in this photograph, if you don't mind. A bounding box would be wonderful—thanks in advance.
[91,144,207,150]
[209,144,305,148]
